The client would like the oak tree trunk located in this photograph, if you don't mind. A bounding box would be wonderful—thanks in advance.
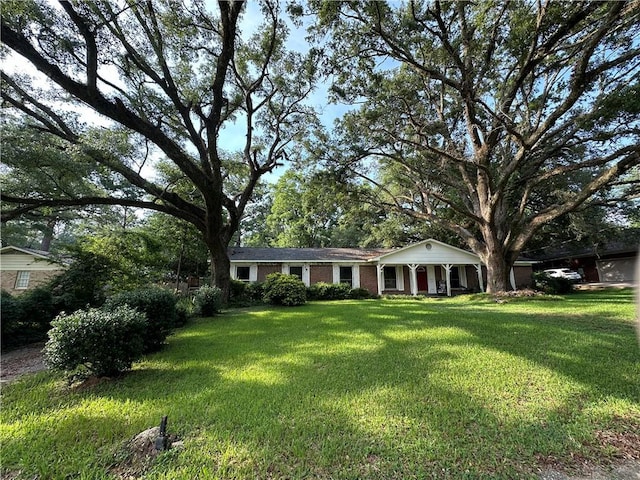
[483,254,512,294]
[207,236,231,304]
[476,224,517,294]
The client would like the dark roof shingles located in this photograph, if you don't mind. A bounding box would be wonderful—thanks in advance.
[228,247,391,262]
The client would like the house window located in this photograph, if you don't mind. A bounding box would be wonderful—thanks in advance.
[383,266,397,289]
[339,266,353,285]
[15,271,30,289]
[289,266,303,280]
[236,266,251,282]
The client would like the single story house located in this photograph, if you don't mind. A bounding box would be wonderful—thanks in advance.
[536,242,638,283]
[0,246,66,294]
[229,239,535,296]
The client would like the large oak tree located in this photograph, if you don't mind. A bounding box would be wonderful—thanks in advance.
[309,0,640,292]
[1,0,317,300]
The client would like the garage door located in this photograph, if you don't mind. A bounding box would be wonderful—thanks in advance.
[596,257,636,282]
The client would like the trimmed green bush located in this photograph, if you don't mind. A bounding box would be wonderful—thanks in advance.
[349,287,376,299]
[193,285,223,317]
[104,287,178,353]
[307,282,353,300]
[263,273,307,306]
[44,306,147,378]
[532,272,574,294]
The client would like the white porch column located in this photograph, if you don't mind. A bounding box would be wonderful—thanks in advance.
[302,264,310,287]
[443,264,452,297]
[376,264,385,296]
[408,264,419,296]
[427,265,437,293]
[510,267,516,291]
[475,264,484,292]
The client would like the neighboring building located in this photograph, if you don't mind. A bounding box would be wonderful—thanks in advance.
[229,239,535,296]
[0,246,66,294]
[536,242,638,283]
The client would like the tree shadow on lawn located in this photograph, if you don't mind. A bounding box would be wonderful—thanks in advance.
[409,306,639,404]
[109,294,638,416]
[4,295,638,478]
[88,348,572,476]
[89,299,637,476]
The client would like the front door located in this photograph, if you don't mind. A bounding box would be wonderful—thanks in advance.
[417,269,428,291]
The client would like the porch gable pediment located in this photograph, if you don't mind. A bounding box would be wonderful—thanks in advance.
[370,239,481,265]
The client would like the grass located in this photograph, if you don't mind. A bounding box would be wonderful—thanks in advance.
[1,289,638,479]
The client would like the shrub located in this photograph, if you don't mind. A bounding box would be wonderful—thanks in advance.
[1,288,56,349]
[175,297,194,326]
[50,251,114,312]
[532,272,574,295]
[19,286,55,330]
[1,290,22,348]
[349,287,376,299]
[193,285,223,317]
[230,279,248,300]
[263,273,307,306]
[246,282,265,303]
[104,288,178,353]
[44,306,147,378]
[228,280,266,306]
[15,287,56,345]
[307,282,353,300]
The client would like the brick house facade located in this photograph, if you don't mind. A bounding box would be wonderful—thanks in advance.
[1,246,66,294]
[229,239,535,296]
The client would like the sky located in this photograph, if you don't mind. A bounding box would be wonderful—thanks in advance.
[4,1,351,184]
[218,1,353,180]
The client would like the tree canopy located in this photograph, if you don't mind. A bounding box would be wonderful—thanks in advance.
[2,1,639,295]
[1,0,318,299]
[306,0,640,292]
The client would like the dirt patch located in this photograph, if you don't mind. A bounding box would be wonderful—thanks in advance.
[537,427,640,480]
[538,460,640,480]
[0,342,47,384]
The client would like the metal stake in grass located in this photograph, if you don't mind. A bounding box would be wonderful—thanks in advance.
[155,415,168,451]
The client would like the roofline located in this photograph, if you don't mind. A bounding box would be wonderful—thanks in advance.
[230,259,373,264]
[538,248,638,261]
[228,241,539,266]
[514,260,538,265]
[231,258,538,266]
[368,239,481,262]
[0,245,52,260]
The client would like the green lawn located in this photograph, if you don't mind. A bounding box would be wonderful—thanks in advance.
[2,289,639,479]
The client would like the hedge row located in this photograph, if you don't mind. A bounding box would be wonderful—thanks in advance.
[229,276,378,307]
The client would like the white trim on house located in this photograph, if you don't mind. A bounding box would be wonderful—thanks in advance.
[0,246,51,261]
[228,239,537,296]
[282,263,311,286]
[332,264,361,288]
[232,263,258,282]
[370,239,481,265]
[427,265,437,293]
